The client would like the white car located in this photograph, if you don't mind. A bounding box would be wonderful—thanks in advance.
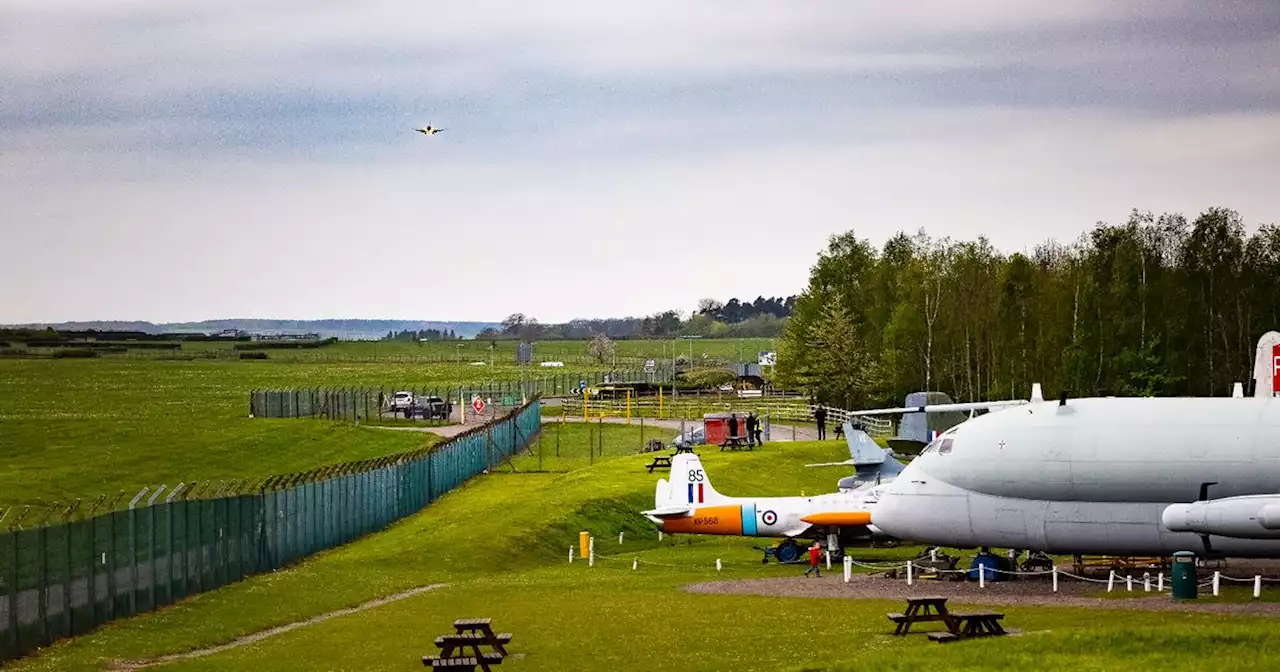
[391,391,414,411]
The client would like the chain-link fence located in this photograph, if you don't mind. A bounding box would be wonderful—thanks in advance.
[248,369,671,420]
[0,400,541,663]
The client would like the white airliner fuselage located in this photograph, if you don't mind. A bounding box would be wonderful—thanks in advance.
[872,396,1280,556]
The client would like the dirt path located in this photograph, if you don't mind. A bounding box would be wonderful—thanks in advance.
[684,575,1280,616]
[373,415,823,442]
[106,584,447,670]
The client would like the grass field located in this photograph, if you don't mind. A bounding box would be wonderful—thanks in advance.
[9,427,1280,671]
[8,337,779,366]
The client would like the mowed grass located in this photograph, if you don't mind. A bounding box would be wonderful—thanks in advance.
[12,431,1280,671]
[0,358,548,508]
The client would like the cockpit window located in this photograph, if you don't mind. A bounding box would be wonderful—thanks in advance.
[938,438,953,454]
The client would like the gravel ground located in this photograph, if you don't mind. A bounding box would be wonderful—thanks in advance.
[684,573,1280,615]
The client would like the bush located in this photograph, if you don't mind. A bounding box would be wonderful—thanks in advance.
[679,367,738,388]
[0,348,29,357]
[51,348,100,359]
[233,338,338,350]
[239,352,269,360]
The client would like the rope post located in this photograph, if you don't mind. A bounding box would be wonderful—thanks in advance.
[618,531,624,544]
[1052,566,1059,593]
[979,563,985,589]
[906,560,914,586]
[1107,571,1115,592]
[589,536,595,567]
[825,551,831,571]
[843,556,852,583]
[716,558,722,572]
[1126,575,1133,592]
[569,547,574,563]
[1213,571,1221,596]
[1144,573,1151,592]
[1158,572,1164,592]
[632,558,638,571]
[1255,575,1263,599]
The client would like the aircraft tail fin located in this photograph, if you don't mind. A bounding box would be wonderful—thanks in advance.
[668,453,728,505]
[1254,331,1280,398]
[845,425,886,465]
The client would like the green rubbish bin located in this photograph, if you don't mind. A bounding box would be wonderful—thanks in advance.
[1172,551,1197,600]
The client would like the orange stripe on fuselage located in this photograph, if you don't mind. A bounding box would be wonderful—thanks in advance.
[800,511,871,526]
[662,505,743,535]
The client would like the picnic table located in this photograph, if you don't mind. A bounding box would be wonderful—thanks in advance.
[673,445,697,455]
[422,618,512,670]
[719,435,752,451]
[646,455,673,472]
[886,597,1006,642]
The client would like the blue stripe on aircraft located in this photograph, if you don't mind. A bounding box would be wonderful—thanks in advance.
[741,502,757,536]
[688,483,694,503]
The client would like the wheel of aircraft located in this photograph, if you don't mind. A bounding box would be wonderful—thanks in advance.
[776,539,801,563]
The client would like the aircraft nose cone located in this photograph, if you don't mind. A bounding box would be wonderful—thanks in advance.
[1161,504,1194,532]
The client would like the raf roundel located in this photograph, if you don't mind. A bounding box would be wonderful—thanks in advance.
[761,510,778,526]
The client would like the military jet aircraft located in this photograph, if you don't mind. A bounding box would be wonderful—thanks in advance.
[872,332,1280,558]
[642,430,893,561]
[414,126,445,135]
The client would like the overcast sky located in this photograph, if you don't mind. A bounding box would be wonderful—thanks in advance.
[4,1,1279,324]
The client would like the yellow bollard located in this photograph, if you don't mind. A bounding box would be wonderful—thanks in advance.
[579,531,590,560]
[626,390,632,425]
[659,386,664,419]
[583,387,589,422]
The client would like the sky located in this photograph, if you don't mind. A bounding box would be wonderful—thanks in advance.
[3,1,1279,324]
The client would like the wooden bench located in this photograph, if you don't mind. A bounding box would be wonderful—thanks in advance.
[647,456,672,472]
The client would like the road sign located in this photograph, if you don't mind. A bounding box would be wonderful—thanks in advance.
[471,395,486,414]
[644,359,656,374]
[758,351,777,366]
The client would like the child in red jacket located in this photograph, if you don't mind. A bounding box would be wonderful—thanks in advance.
[804,542,822,577]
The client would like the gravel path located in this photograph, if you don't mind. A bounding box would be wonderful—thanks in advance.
[684,574,1280,616]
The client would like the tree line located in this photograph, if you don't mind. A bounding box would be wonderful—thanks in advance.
[477,296,795,341]
[775,207,1280,408]
[382,328,462,342]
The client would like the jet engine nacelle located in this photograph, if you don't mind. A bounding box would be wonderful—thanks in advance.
[1162,496,1280,539]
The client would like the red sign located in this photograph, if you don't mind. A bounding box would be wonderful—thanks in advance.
[472,396,486,414]
[1273,344,1280,395]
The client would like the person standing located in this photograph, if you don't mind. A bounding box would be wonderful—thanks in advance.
[727,413,739,442]
[804,542,823,577]
[814,406,828,440]
[745,412,758,447]
[753,413,764,446]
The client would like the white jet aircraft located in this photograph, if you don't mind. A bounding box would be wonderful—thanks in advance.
[415,126,445,135]
[871,331,1280,558]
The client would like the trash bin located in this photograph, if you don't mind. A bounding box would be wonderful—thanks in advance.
[1172,551,1197,600]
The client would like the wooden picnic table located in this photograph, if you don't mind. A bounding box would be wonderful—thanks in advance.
[422,618,512,670]
[719,435,752,451]
[887,597,1007,642]
[646,455,672,472]
[887,595,951,635]
[673,445,697,455]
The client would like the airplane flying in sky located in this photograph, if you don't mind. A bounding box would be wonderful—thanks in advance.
[642,437,891,561]
[414,126,445,135]
[871,331,1280,558]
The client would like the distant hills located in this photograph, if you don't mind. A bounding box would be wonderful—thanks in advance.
[5,319,501,340]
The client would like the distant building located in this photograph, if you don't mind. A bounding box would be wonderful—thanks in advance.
[216,328,247,338]
[253,332,322,342]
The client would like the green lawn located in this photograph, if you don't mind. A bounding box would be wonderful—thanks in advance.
[10,432,1279,671]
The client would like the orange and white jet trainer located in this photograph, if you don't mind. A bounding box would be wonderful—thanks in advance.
[641,435,895,556]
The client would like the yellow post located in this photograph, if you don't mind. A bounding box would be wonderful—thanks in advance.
[659,386,665,419]
[583,387,589,422]
[626,390,632,425]
[579,531,590,559]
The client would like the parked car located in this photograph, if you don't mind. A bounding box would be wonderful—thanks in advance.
[672,426,706,450]
[407,395,452,421]
[391,391,414,412]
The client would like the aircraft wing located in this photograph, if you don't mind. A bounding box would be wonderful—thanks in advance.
[641,506,692,519]
[806,459,856,467]
[846,399,1028,416]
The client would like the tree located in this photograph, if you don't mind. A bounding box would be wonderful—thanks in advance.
[587,332,615,365]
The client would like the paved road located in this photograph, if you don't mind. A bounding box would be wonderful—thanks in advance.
[375,415,823,443]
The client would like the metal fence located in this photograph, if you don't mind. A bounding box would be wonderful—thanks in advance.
[0,400,541,663]
[560,395,895,438]
[249,369,672,420]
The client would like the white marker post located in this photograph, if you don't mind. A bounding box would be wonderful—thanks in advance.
[716,558,722,572]
[979,564,985,589]
[589,537,595,567]
[1158,573,1165,592]
[843,556,852,583]
[1052,566,1059,593]
[906,560,914,586]
[633,558,638,571]
[658,531,663,542]
[1107,571,1115,593]
[1144,573,1151,592]
[569,547,574,563]
[1255,575,1263,599]
[1213,571,1221,596]
[825,551,831,571]
[618,531,624,544]
[1126,575,1133,592]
